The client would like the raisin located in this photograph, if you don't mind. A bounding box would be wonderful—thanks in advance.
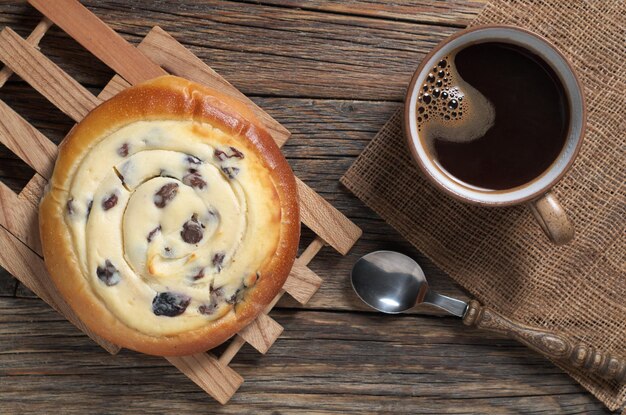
[186,155,202,164]
[117,143,129,157]
[191,268,205,280]
[152,292,191,317]
[147,225,161,243]
[96,260,121,286]
[154,182,178,208]
[102,193,118,210]
[220,166,240,179]
[182,170,207,189]
[212,252,225,272]
[181,214,203,244]
[210,286,224,304]
[198,303,217,315]
[66,198,75,215]
[214,146,244,161]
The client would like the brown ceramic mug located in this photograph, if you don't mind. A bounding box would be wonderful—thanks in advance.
[404,25,585,245]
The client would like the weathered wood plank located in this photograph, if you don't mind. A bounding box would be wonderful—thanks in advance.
[0,17,53,87]
[0,99,57,180]
[28,0,166,85]
[166,353,244,405]
[0,174,45,255]
[238,313,284,354]
[283,262,323,305]
[0,227,119,354]
[0,27,101,122]
[236,0,487,26]
[0,266,16,297]
[139,26,291,146]
[0,0,462,100]
[0,298,610,414]
[297,176,362,255]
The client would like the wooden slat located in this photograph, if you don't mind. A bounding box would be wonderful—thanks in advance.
[166,353,243,405]
[238,313,284,354]
[283,262,323,305]
[0,298,608,414]
[0,27,100,122]
[139,27,291,147]
[0,225,119,354]
[297,177,362,255]
[0,0,468,102]
[0,175,45,256]
[97,74,130,101]
[0,99,57,180]
[218,236,326,363]
[298,236,325,265]
[218,336,247,366]
[0,17,52,88]
[28,0,165,85]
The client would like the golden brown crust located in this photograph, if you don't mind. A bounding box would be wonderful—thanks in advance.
[39,75,299,356]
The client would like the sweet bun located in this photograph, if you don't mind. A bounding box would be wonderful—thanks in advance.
[39,75,299,356]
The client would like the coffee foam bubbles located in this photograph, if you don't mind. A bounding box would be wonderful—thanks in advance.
[417,55,495,144]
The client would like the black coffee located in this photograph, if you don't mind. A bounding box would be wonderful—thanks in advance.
[417,42,569,190]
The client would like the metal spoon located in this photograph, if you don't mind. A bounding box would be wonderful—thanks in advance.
[351,250,625,383]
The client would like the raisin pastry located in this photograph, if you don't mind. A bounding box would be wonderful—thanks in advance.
[39,75,299,356]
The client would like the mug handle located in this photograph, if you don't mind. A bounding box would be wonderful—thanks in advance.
[527,191,574,245]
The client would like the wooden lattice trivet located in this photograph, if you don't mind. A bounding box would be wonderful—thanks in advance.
[0,0,362,404]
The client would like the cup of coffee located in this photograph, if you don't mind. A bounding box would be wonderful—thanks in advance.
[404,25,585,245]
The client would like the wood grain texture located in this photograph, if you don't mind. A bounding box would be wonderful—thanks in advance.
[284,262,323,305]
[166,353,244,405]
[0,27,100,121]
[0,174,45,255]
[240,0,488,26]
[0,17,52,87]
[97,74,129,101]
[463,300,626,384]
[0,297,610,414]
[238,313,284,354]
[0,99,57,180]
[28,0,165,85]
[0,0,458,100]
[297,177,362,255]
[0,227,119,354]
[139,26,291,146]
[0,0,612,412]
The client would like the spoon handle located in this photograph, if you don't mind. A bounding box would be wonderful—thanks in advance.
[462,300,626,384]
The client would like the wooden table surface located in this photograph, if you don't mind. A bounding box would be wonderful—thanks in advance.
[0,1,614,414]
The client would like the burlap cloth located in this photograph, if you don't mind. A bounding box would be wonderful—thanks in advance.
[341,0,625,411]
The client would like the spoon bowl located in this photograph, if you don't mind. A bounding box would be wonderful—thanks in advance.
[351,250,467,316]
[350,251,428,313]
